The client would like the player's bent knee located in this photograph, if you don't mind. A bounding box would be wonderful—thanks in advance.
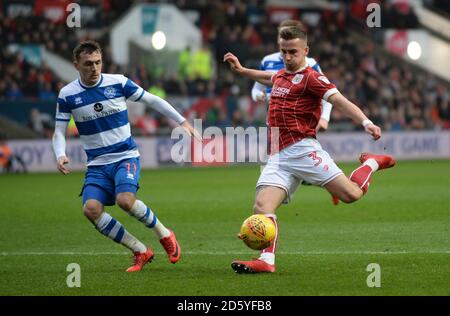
[83,201,102,221]
[116,195,135,212]
[340,189,363,204]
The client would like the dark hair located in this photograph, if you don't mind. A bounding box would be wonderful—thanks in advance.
[279,26,307,42]
[73,40,102,61]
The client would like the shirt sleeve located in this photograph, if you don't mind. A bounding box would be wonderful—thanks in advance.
[312,62,323,74]
[306,71,338,102]
[139,91,186,125]
[122,77,145,102]
[320,99,333,121]
[251,58,267,101]
[251,81,266,102]
[52,120,68,159]
[271,69,284,84]
[260,60,265,71]
[55,93,71,122]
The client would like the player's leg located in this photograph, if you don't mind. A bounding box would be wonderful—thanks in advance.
[254,185,285,261]
[82,187,153,272]
[83,196,147,253]
[83,166,153,272]
[286,138,369,204]
[116,192,170,239]
[232,186,286,274]
[114,158,181,263]
[253,185,287,215]
[232,153,299,274]
[326,152,396,203]
[323,175,363,203]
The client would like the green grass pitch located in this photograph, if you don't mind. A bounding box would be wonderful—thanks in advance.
[0,160,449,295]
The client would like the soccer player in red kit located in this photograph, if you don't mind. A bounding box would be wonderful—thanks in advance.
[224,25,395,273]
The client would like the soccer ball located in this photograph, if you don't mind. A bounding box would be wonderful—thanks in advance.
[239,214,276,250]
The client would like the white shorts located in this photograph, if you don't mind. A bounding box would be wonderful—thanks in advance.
[256,138,343,203]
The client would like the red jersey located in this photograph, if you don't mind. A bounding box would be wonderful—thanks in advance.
[268,66,338,153]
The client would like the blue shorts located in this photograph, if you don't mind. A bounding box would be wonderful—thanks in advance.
[80,157,141,206]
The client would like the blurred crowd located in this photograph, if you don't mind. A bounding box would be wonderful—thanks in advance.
[0,48,63,101]
[306,17,450,132]
[1,0,449,137]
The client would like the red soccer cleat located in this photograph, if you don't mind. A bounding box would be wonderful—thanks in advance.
[359,152,396,170]
[126,248,154,272]
[231,259,276,274]
[331,195,340,205]
[160,229,181,264]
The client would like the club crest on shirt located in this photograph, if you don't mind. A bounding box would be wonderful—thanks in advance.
[318,76,331,84]
[104,86,116,99]
[291,74,304,84]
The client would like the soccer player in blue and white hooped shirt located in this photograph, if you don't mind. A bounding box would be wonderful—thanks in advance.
[52,41,200,272]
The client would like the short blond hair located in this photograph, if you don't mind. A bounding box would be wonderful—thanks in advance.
[278,20,306,32]
[278,20,307,43]
[279,25,307,42]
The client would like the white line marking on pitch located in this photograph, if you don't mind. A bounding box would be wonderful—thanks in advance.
[0,250,449,256]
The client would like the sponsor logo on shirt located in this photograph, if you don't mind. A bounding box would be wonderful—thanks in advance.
[93,102,103,112]
[82,108,121,121]
[75,97,83,105]
[271,86,290,98]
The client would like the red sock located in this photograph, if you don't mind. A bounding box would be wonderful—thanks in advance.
[259,215,278,265]
[349,165,373,194]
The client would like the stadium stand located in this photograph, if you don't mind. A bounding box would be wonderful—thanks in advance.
[1,0,449,139]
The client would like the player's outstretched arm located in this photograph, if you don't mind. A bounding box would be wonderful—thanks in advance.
[52,120,70,175]
[328,92,381,140]
[140,91,202,141]
[223,52,274,86]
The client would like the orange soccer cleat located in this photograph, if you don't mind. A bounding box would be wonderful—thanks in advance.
[331,195,340,205]
[231,259,276,274]
[160,229,181,264]
[359,152,396,170]
[126,248,154,272]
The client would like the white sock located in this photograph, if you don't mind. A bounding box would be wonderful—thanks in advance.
[363,158,379,172]
[259,252,275,265]
[95,212,147,253]
[130,200,170,239]
[121,232,148,253]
